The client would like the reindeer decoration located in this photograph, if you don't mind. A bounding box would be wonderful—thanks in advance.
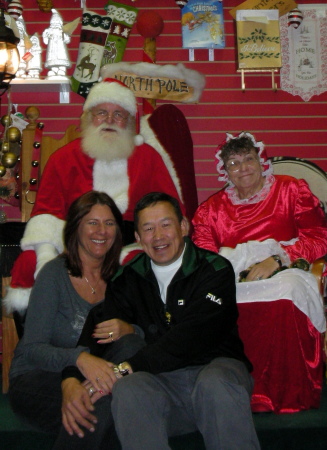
[102,42,117,65]
[76,47,99,79]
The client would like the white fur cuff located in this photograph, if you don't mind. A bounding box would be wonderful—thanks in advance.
[21,214,65,253]
[3,286,32,314]
[120,243,143,264]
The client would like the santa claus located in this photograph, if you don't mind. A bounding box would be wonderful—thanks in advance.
[5,78,185,312]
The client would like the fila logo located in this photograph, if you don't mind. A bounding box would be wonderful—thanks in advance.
[206,293,222,305]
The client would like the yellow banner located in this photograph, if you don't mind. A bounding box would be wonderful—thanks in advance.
[236,10,282,69]
[229,0,297,20]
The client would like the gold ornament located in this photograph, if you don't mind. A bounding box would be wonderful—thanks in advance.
[2,152,18,168]
[1,115,12,127]
[1,141,10,153]
[0,165,6,177]
[6,127,21,143]
[36,0,53,12]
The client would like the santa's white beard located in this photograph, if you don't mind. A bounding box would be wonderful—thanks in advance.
[81,122,135,162]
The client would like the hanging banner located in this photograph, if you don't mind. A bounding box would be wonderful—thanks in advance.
[280,5,327,101]
[181,0,225,49]
[236,9,282,70]
[229,0,297,20]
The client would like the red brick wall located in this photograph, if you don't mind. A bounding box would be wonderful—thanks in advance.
[1,0,326,219]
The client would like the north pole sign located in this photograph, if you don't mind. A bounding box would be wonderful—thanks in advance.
[113,71,195,102]
[100,62,205,103]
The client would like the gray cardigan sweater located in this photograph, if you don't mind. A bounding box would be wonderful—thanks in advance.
[10,256,101,379]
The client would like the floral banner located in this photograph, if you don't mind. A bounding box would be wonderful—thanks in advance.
[280,5,327,101]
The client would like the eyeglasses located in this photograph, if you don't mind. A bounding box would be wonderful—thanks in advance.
[92,109,129,123]
[225,155,259,172]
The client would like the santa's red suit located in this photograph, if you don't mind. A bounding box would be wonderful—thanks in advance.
[22,138,183,251]
[6,138,184,311]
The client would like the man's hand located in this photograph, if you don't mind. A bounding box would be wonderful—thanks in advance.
[61,378,98,438]
[93,318,134,344]
[76,352,119,394]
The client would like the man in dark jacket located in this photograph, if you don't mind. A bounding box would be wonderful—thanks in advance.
[57,192,260,450]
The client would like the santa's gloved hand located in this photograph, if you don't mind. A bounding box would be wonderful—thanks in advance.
[35,243,58,279]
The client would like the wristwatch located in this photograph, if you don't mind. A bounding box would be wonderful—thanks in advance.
[271,254,282,268]
[117,362,132,376]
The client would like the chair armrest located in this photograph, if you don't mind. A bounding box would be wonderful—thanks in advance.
[311,257,326,295]
[312,258,327,359]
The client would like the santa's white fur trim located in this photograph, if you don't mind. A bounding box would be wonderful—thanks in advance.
[35,243,59,278]
[100,62,206,103]
[21,214,65,253]
[93,159,129,214]
[3,286,32,314]
[134,134,144,146]
[140,115,183,202]
[83,80,137,116]
[119,243,143,265]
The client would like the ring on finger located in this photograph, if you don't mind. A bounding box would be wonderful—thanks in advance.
[89,387,95,396]
[109,332,113,339]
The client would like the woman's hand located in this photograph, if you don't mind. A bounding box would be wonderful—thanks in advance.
[82,380,105,405]
[93,318,134,344]
[246,256,280,281]
[76,352,118,394]
[61,377,97,438]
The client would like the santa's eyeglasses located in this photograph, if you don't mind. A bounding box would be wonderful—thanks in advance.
[92,109,129,123]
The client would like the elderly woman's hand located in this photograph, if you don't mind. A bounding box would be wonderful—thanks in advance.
[93,318,135,343]
[245,256,280,282]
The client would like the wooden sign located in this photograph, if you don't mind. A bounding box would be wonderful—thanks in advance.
[100,62,206,103]
[113,71,195,102]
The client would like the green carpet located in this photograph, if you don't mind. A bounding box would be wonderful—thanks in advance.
[1,380,327,449]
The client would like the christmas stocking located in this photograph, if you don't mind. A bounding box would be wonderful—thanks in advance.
[103,1,138,66]
[71,10,112,98]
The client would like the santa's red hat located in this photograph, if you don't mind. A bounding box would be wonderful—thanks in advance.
[83,78,144,146]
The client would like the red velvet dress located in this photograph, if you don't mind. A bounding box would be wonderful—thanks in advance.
[192,175,327,413]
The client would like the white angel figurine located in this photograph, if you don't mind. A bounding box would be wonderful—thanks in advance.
[26,33,42,79]
[42,9,79,79]
[15,15,32,78]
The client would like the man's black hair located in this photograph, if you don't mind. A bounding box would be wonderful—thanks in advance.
[134,192,183,231]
